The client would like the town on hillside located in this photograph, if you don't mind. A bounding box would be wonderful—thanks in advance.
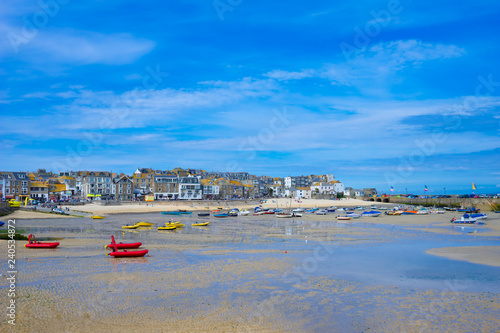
[0,168,377,203]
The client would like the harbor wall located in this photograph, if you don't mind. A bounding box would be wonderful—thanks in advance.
[386,197,500,212]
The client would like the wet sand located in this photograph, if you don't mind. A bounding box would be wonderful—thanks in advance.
[426,246,500,267]
[2,210,500,332]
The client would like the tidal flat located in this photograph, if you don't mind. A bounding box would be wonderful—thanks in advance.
[1,212,499,332]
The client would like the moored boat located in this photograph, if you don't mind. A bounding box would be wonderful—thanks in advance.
[346,213,361,219]
[136,222,155,227]
[122,224,139,229]
[198,212,210,216]
[361,211,381,217]
[214,213,229,218]
[158,225,177,230]
[451,214,477,224]
[92,215,105,219]
[239,210,250,216]
[192,221,210,226]
[315,209,327,215]
[24,234,59,248]
[161,211,182,215]
[276,213,293,218]
[337,215,352,221]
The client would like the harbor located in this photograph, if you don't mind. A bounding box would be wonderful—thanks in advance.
[1,203,499,332]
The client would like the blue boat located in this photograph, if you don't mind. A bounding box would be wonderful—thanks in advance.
[214,213,229,218]
[161,211,182,215]
[362,211,381,217]
[457,207,479,213]
[198,213,210,217]
[179,211,192,215]
[0,221,4,227]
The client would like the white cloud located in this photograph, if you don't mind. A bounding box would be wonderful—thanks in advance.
[264,69,316,81]
[262,40,466,94]
[26,29,156,65]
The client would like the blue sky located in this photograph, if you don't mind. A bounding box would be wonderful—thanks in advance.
[1,0,499,194]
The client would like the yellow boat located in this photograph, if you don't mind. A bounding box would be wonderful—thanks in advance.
[92,215,105,219]
[165,221,184,228]
[122,224,139,229]
[135,222,155,227]
[192,222,210,227]
[158,225,177,230]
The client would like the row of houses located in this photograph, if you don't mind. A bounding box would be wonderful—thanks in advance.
[0,168,377,201]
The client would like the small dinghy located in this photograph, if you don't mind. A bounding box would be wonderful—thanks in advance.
[25,234,59,249]
[107,236,148,257]
[192,222,210,226]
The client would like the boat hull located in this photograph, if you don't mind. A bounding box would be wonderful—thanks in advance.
[25,242,59,248]
[109,249,149,257]
[192,222,210,226]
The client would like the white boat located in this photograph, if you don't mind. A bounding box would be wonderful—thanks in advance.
[315,209,328,215]
[337,208,345,212]
[276,213,293,218]
[430,209,445,214]
[451,215,477,224]
[346,213,361,219]
[292,208,304,212]
[239,210,250,216]
[416,210,430,215]
[378,206,388,210]
[337,215,352,221]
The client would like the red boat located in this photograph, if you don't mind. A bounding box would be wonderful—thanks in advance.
[109,249,149,257]
[264,211,275,214]
[25,234,59,249]
[107,235,148,258]
[105,242,142,250]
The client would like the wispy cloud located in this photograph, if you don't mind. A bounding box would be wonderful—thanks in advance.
[264,40,465,95]
[24,29,155,65]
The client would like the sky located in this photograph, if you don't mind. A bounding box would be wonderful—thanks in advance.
[1,0,499,194]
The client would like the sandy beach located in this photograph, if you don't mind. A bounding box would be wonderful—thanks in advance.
[62,198,373,215]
